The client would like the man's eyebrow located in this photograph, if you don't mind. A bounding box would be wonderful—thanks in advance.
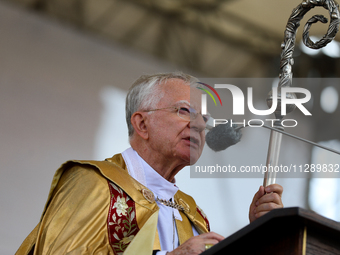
[175,100,190,106]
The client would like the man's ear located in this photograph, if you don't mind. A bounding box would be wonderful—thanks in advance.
[130,112,149,140]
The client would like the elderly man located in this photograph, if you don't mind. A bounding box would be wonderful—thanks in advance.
[16,72,283,255]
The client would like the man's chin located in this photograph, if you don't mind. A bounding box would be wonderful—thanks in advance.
[189,159,198,165]
[176,147,202,165]
[189,152,200,165]
[176,153,197,166]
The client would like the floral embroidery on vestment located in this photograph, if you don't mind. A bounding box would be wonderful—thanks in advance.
[107,181,139,255]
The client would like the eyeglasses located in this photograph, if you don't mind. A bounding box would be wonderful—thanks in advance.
[144,106,210,123]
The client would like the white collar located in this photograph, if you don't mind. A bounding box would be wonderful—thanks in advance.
[141,155,178,200]
[121,147,179,199]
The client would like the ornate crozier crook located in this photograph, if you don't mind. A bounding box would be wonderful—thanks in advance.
[264,0,340,187]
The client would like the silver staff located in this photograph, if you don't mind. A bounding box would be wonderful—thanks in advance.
[264,0,340,187]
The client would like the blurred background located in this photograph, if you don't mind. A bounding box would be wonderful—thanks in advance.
[1,0,340,254]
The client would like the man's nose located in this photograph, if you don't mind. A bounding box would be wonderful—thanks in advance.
[189,114,206,132]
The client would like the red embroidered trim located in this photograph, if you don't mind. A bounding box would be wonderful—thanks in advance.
[196,207,210,232]
[107,181,140,254]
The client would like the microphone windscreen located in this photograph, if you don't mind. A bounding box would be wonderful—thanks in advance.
[206,124,242,152]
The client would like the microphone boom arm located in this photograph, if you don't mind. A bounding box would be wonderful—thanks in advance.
[235,124,340,155]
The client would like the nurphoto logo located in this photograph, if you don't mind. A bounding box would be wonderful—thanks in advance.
[199,83,312,128]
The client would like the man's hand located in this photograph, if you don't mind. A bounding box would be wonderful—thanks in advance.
[249,184,283,223]
[167,232,224,255]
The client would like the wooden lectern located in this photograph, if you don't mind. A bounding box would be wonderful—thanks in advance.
[201,207,340,255]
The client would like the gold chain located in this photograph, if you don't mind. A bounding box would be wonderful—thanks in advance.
[155,197,185,212]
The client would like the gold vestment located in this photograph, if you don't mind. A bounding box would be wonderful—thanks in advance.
[16,154,210,255]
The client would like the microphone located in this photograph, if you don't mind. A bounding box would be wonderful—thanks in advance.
[205,120,242,152]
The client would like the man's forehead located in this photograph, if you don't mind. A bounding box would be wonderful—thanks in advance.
[159,80,202,105]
